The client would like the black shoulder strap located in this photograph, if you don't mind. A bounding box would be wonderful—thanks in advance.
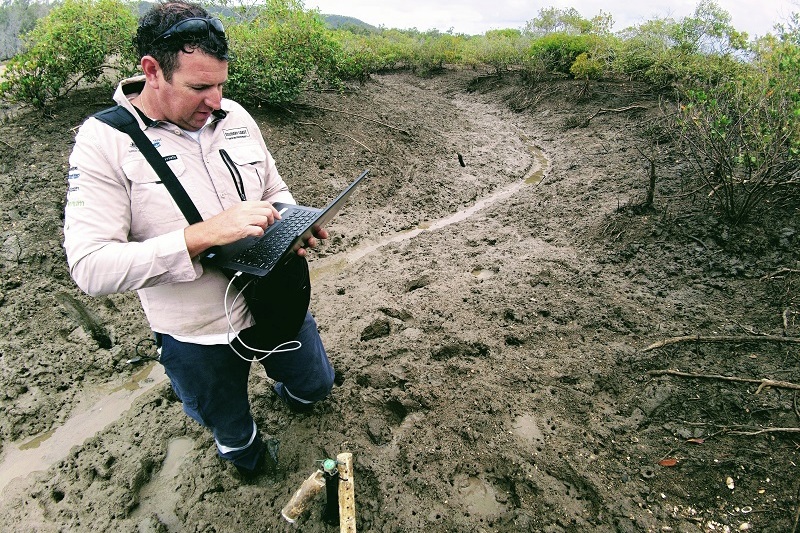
[94,105,204,225]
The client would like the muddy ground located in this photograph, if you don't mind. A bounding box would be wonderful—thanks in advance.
[0,69,798,532]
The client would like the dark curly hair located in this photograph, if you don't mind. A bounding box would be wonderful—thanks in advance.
[134,1,228,81]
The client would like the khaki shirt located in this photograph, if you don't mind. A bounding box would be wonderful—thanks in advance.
[63,76,294,337]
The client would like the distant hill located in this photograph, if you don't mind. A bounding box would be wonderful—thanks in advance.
[322,14,378,32]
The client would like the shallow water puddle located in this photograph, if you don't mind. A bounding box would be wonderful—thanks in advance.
[471,268,495,280]
[131,437,194,532]
[512,413,546,447]
[310,143,548,279]
[0,362,167,493]
[456,475,506,517]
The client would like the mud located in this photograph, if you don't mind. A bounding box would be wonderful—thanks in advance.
[0,70,798,532]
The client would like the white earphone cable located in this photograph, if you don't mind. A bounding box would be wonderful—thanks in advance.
[225,272,302,363]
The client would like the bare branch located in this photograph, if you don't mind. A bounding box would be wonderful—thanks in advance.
[585,104,648,124]
[297,121,372,152]
[642,334,800,352]
[297,103,411,136]
[729,427,800,436]
[648,369,800,392]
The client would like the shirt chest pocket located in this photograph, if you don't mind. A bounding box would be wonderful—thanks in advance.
[219,144,266,201]
[123,156,188,224]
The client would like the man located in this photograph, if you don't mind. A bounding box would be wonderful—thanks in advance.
[63,1,334,479]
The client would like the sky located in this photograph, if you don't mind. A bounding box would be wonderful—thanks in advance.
[303,0,799,38]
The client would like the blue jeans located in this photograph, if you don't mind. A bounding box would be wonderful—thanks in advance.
[158,312,334,471]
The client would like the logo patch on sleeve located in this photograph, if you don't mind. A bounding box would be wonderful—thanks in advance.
[223,127,250,140]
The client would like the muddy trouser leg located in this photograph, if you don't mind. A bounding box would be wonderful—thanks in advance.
[158,334,263,471]
[253,312,335,412]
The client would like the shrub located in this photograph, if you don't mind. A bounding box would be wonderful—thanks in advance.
[469,29,528,75]
[570,52,603,95]
[613,1,748,88]
[672,38,800,223]
[327,27,418,81]
[526,33,602,76]
[524,7,595,36]
[225,0,340,105]
[411,30,467,74]
[0,0,137,108]
[329,30,381,81]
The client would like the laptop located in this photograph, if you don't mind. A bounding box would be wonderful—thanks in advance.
[202,169,370,276]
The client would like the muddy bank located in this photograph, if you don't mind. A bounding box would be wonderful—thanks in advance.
[0,70,798,531]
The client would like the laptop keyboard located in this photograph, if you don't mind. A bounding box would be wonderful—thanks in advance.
[233,209,317,269]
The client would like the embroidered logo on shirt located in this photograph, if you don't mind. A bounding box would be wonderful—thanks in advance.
[223,127,250,140]
[128,138,162,153]
[164,155,178,162]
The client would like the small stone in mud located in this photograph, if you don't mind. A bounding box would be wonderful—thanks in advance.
[360,318,391,341]
[405,275,431,292]
[431,340,490,361]
[505,334,524,346]
[379,307,414,321]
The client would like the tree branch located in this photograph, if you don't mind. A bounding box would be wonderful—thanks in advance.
[297,103,411,135]
[729,427,800,436]
[642,334,800,352]
[648,369,800,392]
[297,121,372,152]
[586,104,648,124]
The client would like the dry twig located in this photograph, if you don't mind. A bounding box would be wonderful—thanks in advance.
[648,369,800,393]
[642,334,800,352]
[728,427,800,436]
[297,121,372,152]
[297,103,410,135]
[688,235,707,249]
[585,104,648,124]
[762,268,800,280]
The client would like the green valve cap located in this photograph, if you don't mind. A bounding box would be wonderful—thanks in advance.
[322,459,338,474]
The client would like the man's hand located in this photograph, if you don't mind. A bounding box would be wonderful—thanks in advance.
[184,202,330,259]
[184,201,280,258]
[295,226,329,257]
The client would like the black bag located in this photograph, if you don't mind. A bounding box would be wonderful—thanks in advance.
[94,105,310,349]
[227,254,310,349]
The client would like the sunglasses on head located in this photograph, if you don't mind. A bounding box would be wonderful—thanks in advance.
[152,16,225,44]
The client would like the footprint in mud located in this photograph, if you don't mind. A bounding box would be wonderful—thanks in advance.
[453,474,506,519]
[130,437,194,532]
[512,413,547,450]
